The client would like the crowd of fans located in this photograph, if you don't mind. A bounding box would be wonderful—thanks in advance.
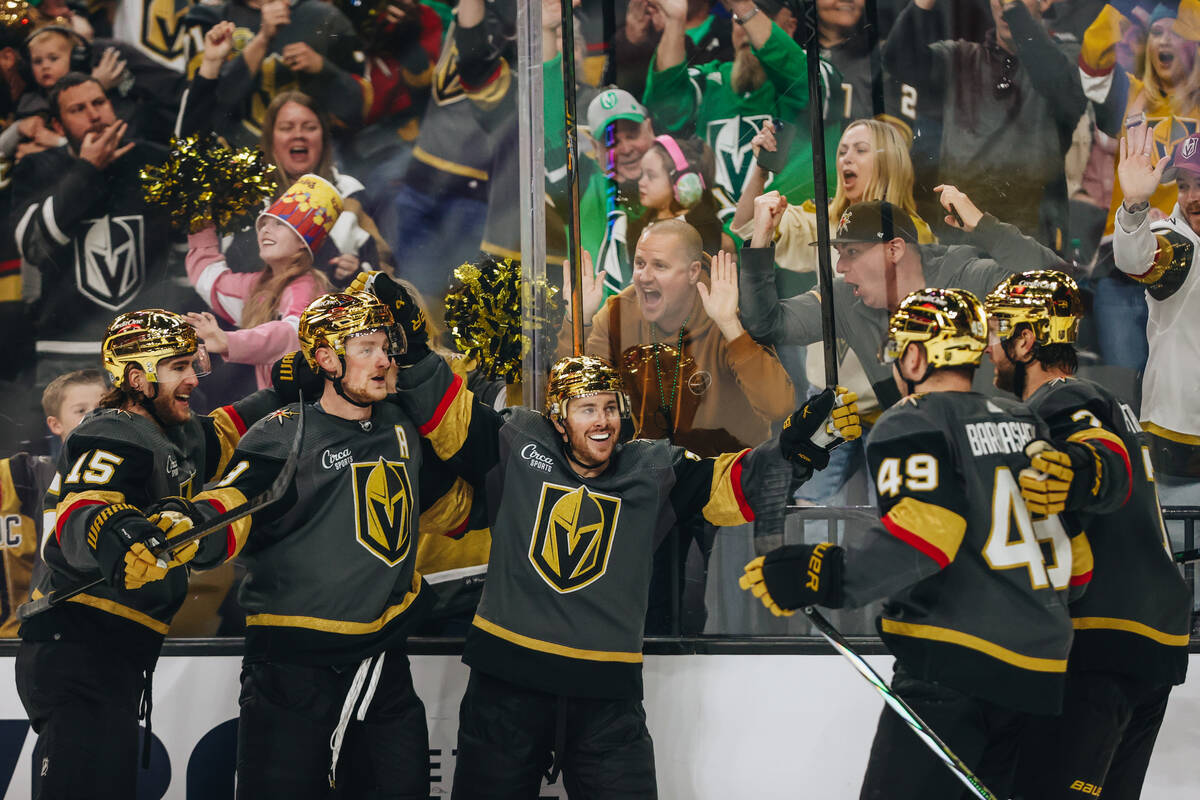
[0,0,1197,636]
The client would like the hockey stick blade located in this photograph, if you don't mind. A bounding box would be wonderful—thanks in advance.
[804,607,998,800]
[18,398,307,621]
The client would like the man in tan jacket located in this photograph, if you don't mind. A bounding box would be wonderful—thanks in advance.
[564,219,794,458]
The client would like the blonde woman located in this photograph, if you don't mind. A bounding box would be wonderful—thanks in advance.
[185,175,337,389]
[731,118,935,273]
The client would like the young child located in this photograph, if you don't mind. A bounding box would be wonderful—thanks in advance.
[597,134,722,297]
[186,174,339,389]
[0,369,106,636]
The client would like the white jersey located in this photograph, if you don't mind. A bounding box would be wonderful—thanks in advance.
[1113,202,1200,439]
[112,0,204,72]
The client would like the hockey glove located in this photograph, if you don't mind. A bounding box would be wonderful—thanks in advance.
[88,505,173,591]
[271,351,324,402]
[780,387,861,470]
[349,271,430,365]
[739,542,845,616]
[1019,439,1097,516]
[145,497,202,568]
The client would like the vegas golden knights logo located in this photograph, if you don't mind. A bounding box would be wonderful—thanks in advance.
[351,458,414,566]
[529,484,621,593]
[142,0,191,60]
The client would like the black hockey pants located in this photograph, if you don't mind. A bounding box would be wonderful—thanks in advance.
[451,670,657,800]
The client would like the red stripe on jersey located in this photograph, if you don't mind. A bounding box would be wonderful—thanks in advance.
[1070,570,1092,587]
[55,498,105,543]
[882,513,951,569]
[419,373,464,436]
[221,405,248,436]
[0,258,20,276]
[461,63,504,93]
[1093,438,1133,506]
[201,498,236,558]
[444,515,470,539]
[1077,56,1112,79]
[730,452,755,522]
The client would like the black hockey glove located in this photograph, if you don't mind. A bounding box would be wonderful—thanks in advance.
[89,505,175,591]
[1019,439,1098,516]
[271,351,324,402]
[739,542,845,616]
[780,387,862,471]
[349,271,430,365]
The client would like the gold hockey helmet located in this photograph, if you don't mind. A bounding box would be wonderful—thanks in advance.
[545,356,630,422]
[298,292,404,370]
[881,288,988,368]
[984,270,1083,346]
[102,309,210,387]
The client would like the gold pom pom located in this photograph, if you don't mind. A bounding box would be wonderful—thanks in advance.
[141,133,277,234]
[444,255,564,383]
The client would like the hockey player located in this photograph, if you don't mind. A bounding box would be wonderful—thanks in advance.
[15,309,282,799]
[0,369,105,636]
[361,272,861,798]
[191,291,469,799]
[984,270,1191,800]
[741,287,1087,799]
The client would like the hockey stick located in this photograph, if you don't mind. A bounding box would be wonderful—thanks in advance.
[799,0,838,388]
[18,398,307,621]
[560,0,585,356]
[804,607,997,800]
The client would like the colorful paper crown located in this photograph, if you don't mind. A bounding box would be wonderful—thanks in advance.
[260,174,343,257]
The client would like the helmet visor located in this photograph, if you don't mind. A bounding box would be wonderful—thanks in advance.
[192,344,212,379]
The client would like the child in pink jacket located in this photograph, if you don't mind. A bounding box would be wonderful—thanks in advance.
[186,174,340,388]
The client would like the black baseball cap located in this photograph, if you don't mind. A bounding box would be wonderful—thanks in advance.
[816,201,920,246]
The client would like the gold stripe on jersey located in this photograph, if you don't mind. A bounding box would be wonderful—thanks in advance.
[1141,421,1200,446]
[701,450,754,526]
[472,614,643,663]
[402,63,434,90]
[1134,233,1185,285]
[1070,532,1094,583]
[1072,616,1190,646]
[1067,426,1127,455]
[197,487,252,559]
[0,274,20,302]
[56,490,127,547]
[412,146,489,180]
[418,374,472,460]
[31,589,172,635]
[883,497,967,566]
[418,476,474,537]
[208,406,246,479]
[245,572,423,633]
[880,619,1068,672]
[463,60,511,111]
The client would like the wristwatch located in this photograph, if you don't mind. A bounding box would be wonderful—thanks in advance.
[733,6,760,25]
[1123,199,1150,214]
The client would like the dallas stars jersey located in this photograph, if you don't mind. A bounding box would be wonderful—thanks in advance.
[849,392,1084,714]
[643,22,842,222]
[195,401,471,666]
[1026,377,1190,687]
[0,453,55,637]
[22,393,275,667]
[394,353,793,700]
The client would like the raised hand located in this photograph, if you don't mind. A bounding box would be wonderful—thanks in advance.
[1118,121,1169,209]
[751,190,788,247]
[697,249,743,340]
[562,248,604,324]
[933,184,983,231]
[185,311,229,355]
[282,42,323,74]
[752,119,778,163]
[260,0,292,39]
[91,47,127,91]
[79,120,134,170]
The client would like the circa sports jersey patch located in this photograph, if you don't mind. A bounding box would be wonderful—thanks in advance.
[351,458,414,566]
[528,483,621,593]
[74,215,146,311]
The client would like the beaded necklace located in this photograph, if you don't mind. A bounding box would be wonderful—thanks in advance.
[652,315,689,429]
